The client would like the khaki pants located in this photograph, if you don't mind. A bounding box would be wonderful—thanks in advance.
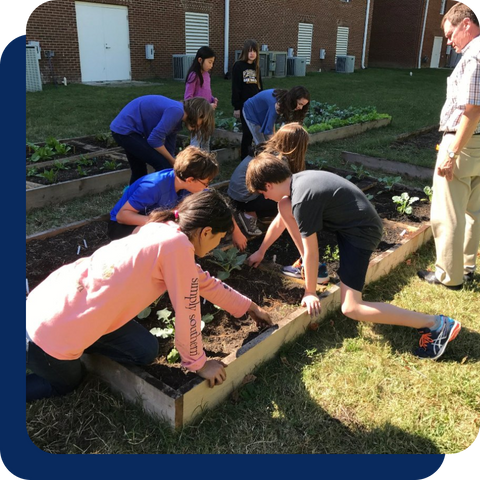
[431,133,480,285]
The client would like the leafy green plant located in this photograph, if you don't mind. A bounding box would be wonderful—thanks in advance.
[101,159,119,171]
[423,185,433,203]
[95,132,117,148]
[149,308,176,339]
[323,244,340,263]
[392,192,419,215]
[30,145,55,162]
[208,247,247,280]
[365,193,375,201]
[346,164,370,181]
[26,166,38,176]
[53,160,70,170]
[215,111,242,132]
[36,168,58,184]
[77,155,94,167]
[378,175,402,191]
[76,165,88,177]
[46,137,72,156]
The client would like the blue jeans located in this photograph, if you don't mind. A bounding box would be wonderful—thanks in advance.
[26,320,158,401]
[242,108,272,145]
[111,131,173,184]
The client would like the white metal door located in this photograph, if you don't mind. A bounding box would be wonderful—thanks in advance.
[430,36,443,68]
[75,2,131,82]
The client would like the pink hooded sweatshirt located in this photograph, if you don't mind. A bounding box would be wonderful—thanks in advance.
[26,222,251,372]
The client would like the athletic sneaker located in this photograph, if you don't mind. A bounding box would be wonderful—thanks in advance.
[281,258,330,285]
[235,211,263,236]
[415,315,461,360]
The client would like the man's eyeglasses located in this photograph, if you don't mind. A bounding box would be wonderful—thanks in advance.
[197,178,210,189]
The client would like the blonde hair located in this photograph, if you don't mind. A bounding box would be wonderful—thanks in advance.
[263,122,308,173]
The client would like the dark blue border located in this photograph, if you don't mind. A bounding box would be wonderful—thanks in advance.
[1,34,444,478]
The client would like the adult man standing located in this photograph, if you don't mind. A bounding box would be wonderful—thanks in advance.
[418,3,480,289]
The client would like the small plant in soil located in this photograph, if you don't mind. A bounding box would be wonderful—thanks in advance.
[76,165,88,177]
[101,159,119,171]
[36,168,58,184]
[378,175,402,192]
[77,155,94,167]
[26,166,38,176]
[46,137,72,156]
[392,192,419,215]
[53,160,70,171]
[346,164,370,181]
[323,244,340,263]
[29,144,55,162]
[208,247,247,280]
[423,185,433,203]
[215,111,242,132]
[94,132,117,148]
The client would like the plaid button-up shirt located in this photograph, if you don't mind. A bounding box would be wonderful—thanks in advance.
[439,34,480,134]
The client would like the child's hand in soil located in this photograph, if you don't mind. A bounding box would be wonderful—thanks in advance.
[247,250,264,268]
[196,360,227,388]
[247,302,273,327]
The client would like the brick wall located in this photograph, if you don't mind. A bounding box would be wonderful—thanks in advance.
[27,0,372,83]
[369,0,455,69]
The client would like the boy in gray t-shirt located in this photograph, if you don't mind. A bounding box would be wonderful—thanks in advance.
[245,153,461,361]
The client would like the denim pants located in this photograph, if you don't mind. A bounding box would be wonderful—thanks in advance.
[189,133,210,152]
[26,320,159,401]
[242,108,272,146]
[111,131,173,184]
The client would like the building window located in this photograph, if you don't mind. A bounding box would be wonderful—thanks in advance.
[440,0,447,14]
[297,23,313,65]
[185,12,209,54]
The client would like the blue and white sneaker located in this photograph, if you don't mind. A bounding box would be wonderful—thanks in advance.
[281,259,330,285]
[415,315,461,360]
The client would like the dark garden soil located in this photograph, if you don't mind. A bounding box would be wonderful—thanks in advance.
[26,155,130,185]
[391,126,443,151]
[25,163,431,390]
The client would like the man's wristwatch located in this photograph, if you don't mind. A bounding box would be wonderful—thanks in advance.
[447,150,459,160]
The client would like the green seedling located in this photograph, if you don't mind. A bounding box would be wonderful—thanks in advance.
[209,247,247,280]
[423,185,433,203]
[46,137,71,156]
[95,132,116,147]
[77,155,94,167]
[53,160,70,170]
[26,167,38,176]
[76,165,88,177]
[323,244,340,263]
[346,164,370,181]
[378,175,402,192]
[101,159,119,171]
[36,168,58,184]
[365,193,375,201]
[392,192,419,215]
[30,145,55,162]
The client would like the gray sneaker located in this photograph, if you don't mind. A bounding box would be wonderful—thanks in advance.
[235,211,263,236]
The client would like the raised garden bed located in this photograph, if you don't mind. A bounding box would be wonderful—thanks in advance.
[26,168,432,428]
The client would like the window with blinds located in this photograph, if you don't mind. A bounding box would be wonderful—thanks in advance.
[335,26,349,60]
[297,23,313,65]
[185,12,209,54]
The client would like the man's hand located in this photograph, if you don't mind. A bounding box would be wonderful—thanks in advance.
[247,302,273,327]
[247,250,265,268]
[436,152,456,181]
[301,292,321,317]
[196,360,227,388]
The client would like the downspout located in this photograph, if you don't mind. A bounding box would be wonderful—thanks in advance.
[224,0,230,76]
[418,0,430,68]
[361,0,371,69]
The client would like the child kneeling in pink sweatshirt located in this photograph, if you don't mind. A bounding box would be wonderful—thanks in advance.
[26,190,271,401]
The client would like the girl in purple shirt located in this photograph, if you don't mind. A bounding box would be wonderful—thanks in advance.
[184,46,218,151]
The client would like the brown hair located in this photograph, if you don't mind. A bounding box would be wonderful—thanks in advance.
[174,146,219,182]
[442,3,479,27]
[237,39,261,88]
[246,152,292,193]
[274,86,311,123]
[263,122,308,173]
[183,97,215,143]
[147,189,234,237]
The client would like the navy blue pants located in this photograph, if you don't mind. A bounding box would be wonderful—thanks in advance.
[111,131,173,184]
[26,320,158,402]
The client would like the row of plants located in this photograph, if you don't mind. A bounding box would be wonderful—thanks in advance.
[214,102,390,134]
[27,155,126,185]
[303,101,391,134]
[26,133,117,163]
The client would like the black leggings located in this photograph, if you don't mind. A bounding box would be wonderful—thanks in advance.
[111,131,173,184]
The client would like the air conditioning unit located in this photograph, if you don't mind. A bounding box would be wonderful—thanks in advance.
[258,51,270,78]
[268,51,287,77]
[287,57,306,77]
[336,55,355,73]
[172,54,196,81]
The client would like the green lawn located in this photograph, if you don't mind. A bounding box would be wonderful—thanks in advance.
[26,68,480,454]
